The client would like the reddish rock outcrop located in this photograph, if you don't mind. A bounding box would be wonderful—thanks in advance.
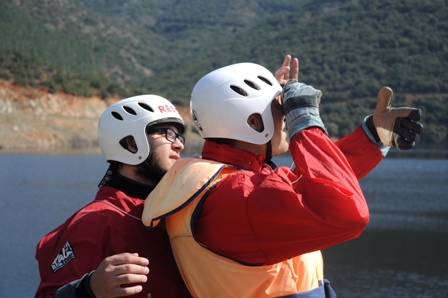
[0,80,201,151]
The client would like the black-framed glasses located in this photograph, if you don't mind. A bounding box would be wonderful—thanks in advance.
[146,127,185,145]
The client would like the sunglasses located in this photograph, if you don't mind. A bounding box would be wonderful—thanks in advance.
[146,127,185,145]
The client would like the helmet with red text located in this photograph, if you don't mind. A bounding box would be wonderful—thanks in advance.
[98,95,184,165]
[190,62,282,144]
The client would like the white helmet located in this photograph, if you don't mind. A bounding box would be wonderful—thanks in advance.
[98,94,184,165]
[190,63,282,145]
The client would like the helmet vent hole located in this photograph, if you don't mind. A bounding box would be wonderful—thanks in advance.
[230,85,248,97]
[244,80,260,90]
[111,111,123,120]
[258,76,273,86]
[123,106,137,115]
[138,102,154,112]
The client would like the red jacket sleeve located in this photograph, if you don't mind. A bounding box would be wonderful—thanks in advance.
[195,128,370,265]
[336,125,383,179]
[35,206,114,298]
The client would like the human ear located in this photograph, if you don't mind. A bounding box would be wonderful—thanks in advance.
[247,113,264,132]
[125,136,138,153]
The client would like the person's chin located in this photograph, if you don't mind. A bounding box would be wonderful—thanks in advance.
[168,158,178,166]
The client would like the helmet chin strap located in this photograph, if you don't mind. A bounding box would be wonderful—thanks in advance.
[265,140,272,162]
[264,141,278,169]
[264,140,276,168]
[138,146,156,179]
[142,151,153,171]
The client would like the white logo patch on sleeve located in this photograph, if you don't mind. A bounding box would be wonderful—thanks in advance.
[51,240,76,272]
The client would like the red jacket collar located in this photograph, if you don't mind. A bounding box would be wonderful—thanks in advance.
[202,140,267,172]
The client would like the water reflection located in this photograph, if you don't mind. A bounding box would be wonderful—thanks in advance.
[386,146,448,159]
[323,229,448,297]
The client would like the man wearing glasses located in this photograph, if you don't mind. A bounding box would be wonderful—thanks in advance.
[33,57,299,298]
[34,95,192,298]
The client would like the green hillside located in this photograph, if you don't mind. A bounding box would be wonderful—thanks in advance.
[0,0,307,98]
[0,0,446,145]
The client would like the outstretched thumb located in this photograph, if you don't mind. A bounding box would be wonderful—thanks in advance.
[375,87,393,113]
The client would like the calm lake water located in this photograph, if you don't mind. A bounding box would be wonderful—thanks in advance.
[1,148,447,298]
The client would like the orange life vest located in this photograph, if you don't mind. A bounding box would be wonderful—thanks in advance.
[143,158,324,298]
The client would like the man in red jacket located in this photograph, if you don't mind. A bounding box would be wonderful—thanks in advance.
[35,95,192,298]
[142,58,423,297]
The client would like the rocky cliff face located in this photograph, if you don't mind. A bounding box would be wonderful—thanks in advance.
[0,80,200,150]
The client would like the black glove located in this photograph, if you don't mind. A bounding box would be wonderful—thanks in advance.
[365,87,423,150]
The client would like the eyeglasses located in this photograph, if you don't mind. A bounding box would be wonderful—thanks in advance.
[146,127,185,145]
